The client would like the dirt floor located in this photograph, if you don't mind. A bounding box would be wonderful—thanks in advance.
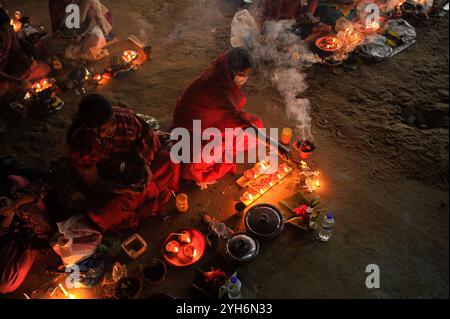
[0,0,448,299]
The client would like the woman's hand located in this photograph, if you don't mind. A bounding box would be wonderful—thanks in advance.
[305,12,320,24]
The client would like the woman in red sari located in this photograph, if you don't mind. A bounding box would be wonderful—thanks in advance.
[173,48,263,189]
[0,8,50,106]
[67,94,180,232]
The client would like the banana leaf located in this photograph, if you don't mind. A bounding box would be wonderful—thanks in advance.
[279,191,322,231]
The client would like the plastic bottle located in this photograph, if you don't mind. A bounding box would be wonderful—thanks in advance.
[219,275,242,299]
[318,212,335,242]
[227,276,242,299]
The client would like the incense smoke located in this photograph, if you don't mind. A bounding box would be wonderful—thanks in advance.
[231,10,317,140]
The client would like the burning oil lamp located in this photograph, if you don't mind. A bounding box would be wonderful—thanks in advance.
[315,36,343,52]
[241,164,293,206]
[165,241,180,254]
[163,229,206,268]
[178,231,192,244]
[176,193,189,213]
[243,190,258,202]
[281,127,293,145]
[122,50,138,64]
[31,78,53,94]
[92,74,103,82]
[10,11,22,32]
[183,245,197,259]
[244,169,257,180]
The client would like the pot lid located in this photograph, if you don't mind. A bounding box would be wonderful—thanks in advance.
[226,233,259,262]
[245,204,284,238]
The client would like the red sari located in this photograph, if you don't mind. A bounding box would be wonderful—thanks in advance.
[69,108,180,232]
[172,53,263,183]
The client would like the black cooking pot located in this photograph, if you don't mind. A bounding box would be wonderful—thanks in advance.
[226,233,259,264]
[245,204,285,241]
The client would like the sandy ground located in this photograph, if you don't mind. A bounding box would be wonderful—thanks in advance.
[0,0,448,298]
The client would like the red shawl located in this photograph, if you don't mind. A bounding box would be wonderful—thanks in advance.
[172,52,261,133]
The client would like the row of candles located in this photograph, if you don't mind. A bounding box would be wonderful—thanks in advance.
[241,162,293,206]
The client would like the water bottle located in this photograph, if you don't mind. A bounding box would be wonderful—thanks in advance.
[318,212,334,242]
[219,275,242,299]
[227,276,242,299]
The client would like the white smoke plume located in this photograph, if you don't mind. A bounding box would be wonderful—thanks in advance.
[231,10,317,140]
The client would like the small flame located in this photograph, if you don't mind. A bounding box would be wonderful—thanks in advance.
[245,193,254,200]
[123,50,138,63]
[32,79,52,93]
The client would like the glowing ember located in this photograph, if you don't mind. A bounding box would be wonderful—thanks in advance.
[93,74,103,82]
[122,50,138,63]
[315,36,344,52]
[31,79,53,93]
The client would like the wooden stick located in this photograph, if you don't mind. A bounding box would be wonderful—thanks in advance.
[128,35,146,48]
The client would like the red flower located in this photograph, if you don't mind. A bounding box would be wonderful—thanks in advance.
[204,268,226,283]
[293,204,310,216]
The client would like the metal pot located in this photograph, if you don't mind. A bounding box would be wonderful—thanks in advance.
[226,233,259,264]
[245,204,285,241]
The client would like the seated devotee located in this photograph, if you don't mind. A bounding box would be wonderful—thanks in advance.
[0,156,46,294]
[63,94,179,232]
[48,0,113,61]
[172,48,265,190]
[0,8,51,108]
[0,209,37,294]
[263,0,332,44]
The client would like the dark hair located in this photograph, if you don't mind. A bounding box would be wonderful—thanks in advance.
[66,117,97,155]
[78,93,114,129]
[226,47,254,73]
[0,8,10,26]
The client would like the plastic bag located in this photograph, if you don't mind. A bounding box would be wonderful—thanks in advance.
[51,215,102,267]
[360,19,416,61]
[230,9,259,49]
